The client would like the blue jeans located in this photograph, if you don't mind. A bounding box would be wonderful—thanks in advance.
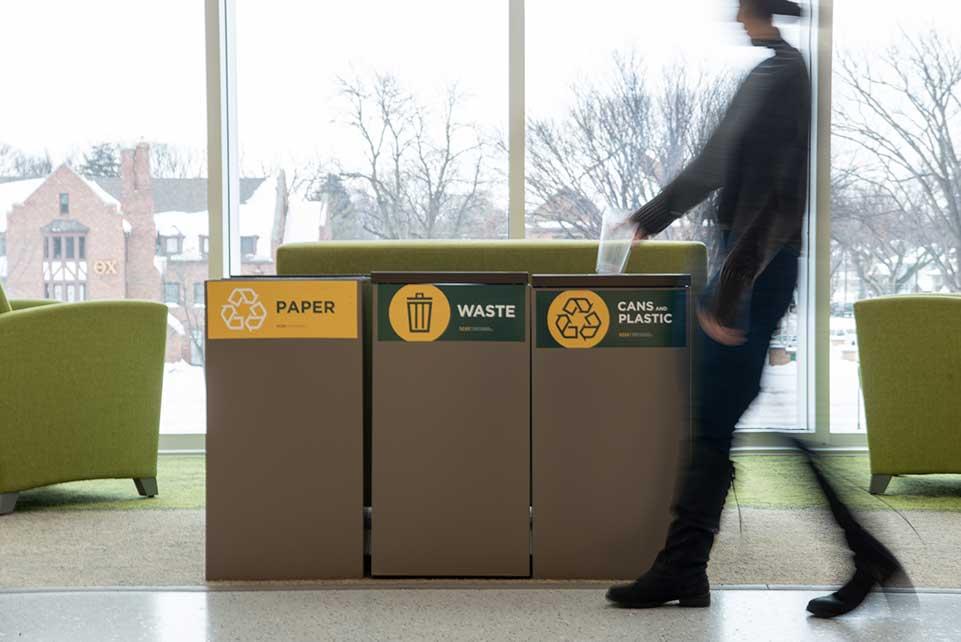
[676,246,799,532]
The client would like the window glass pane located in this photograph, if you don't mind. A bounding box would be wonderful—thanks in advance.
[240,236,258,257]
[830,0,961,432]
[528,0,809,430]
[0,1,207,435]
[193,282,204,306]
[234,0,509,275]
[164,282,180,304]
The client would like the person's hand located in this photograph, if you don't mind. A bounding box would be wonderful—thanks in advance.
[633,226,648,242]
[696,304,746,346]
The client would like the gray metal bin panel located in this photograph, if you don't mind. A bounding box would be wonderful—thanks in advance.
[205,278,364,580]
[531,276,691,579]
[371,273,531,577]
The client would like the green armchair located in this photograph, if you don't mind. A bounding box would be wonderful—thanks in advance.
[854,294,961,494]
[0,289,167,515]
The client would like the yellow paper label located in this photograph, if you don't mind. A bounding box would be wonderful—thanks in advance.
[206,280,358,340]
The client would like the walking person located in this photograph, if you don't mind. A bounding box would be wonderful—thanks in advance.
[605,0,909,618]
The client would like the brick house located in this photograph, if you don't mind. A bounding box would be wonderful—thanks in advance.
[0,143,328,365]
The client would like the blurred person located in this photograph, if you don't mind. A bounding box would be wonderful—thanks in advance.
[605,0,910,618]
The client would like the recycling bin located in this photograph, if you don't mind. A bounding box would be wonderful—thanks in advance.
[205,277,364,580]
[371,272,530,577]
[531,274,692,579]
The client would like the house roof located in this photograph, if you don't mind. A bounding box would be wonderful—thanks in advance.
[0,172,320,265]
[0,177,46,233]
[0,174,268,234]
[92,177,265,213]
[41,218,91,234]
[154,175,284,263]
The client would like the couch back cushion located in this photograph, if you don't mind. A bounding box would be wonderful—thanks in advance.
[277,240,707,291]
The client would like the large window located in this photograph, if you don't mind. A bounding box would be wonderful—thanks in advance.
[14,0,942,443]
[527,0,810,431]
[0,0,207,435]
[232,0,510,275]
[830,0,961,432]
[42,229,88,302]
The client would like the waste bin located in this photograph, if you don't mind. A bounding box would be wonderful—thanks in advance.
[371,272,530,577]
[205,277,364,580]
[531,274,691,579]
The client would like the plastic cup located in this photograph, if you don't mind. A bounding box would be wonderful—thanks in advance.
[596,207,638,274]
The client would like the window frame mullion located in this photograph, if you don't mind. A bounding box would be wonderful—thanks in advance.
[508,0,525,239]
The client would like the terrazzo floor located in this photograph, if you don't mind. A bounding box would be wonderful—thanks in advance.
[1,587,957,641]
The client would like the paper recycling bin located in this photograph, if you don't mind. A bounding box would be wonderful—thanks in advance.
[205,277,364,580]
[531,274,691,579]
[371,272,530,577]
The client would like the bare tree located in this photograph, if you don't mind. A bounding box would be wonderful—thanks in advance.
[526,52,735,257]
[0,143,52,177]
[832,178,933,298]
[337,73,502,239]
[150,143,206,178]
[162,261,206,365]
[833,29,961,292]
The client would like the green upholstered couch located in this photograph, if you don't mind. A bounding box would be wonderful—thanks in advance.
[0,288,168,515]
[277,240,707,290]
[854,295,961,494]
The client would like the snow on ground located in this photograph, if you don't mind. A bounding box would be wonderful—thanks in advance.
[737,313,866,432]
[738,360,800,429]
[829,349,867,433]
[737,347,866,432]
[160,360,206,435]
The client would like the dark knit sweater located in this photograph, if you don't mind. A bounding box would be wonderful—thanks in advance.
[632,37,811,327]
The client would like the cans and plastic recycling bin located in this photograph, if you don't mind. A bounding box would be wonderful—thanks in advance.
[530,274,692,579]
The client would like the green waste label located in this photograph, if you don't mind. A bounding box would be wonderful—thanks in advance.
[378,283,526,342]
[536,288,687,349]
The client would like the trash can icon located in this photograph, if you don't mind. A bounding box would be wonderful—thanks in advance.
[407,293,433,333]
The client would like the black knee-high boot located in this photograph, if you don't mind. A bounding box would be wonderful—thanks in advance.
[606,444,733,608]
[791,439,912,618]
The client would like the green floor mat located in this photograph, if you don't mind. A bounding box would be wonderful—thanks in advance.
[731,454,961,512]
[10,453,961,513]
[13,455,205,512]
